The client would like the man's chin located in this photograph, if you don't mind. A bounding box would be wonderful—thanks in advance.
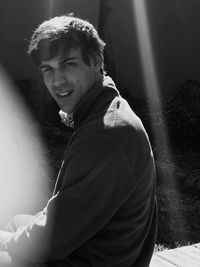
[61,105,72,114]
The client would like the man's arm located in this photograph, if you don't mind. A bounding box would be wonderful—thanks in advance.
[5,135,135,262]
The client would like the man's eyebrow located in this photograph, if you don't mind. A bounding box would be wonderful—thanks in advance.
[40,63,50,69]
[60,56,77,64]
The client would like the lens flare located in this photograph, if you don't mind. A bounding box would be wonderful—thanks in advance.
[0,66,51,227]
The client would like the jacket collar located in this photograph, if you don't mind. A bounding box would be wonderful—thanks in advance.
[59,76,119,130]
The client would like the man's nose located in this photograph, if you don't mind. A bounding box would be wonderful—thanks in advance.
[53,70,66,87]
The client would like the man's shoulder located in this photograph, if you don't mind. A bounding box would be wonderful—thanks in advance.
[105,96,143,128]
[74,97,148,151]
[82,95,142,128]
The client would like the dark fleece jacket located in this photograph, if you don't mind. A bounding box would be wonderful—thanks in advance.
[7,76,157,267]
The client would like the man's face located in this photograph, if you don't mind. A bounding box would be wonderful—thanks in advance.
[40,47,100,113]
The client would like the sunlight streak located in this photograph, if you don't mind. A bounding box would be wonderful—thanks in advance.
[132,0,188,242]
[47,0,56,18]
[133,0,160,102]
[132,0,168,150]
[43,0,68,19]
[41,0,57,19]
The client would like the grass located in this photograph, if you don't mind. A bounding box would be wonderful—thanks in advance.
[134,89,200,250]
[155,144,200,249]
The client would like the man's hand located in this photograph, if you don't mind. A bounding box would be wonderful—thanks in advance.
[0,230,13,251]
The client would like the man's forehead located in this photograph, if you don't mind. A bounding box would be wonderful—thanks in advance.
[40,46,82,66]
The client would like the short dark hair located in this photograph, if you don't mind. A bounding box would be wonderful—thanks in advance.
[27,14,106,68]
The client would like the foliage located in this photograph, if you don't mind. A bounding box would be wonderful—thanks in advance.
[121,80,200,248]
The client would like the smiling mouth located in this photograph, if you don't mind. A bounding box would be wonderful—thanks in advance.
[57,90,73,98]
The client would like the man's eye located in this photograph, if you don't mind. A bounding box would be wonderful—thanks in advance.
[41,68,52,75]
[62,62,75,68]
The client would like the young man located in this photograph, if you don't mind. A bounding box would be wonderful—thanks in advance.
[0,14,157,266]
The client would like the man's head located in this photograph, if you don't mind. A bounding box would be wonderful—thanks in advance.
[28,14,106,113]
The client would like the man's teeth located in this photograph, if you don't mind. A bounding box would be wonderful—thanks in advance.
[58,91,71,97]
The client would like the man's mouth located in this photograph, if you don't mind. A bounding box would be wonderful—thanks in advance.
[56,90,73,98]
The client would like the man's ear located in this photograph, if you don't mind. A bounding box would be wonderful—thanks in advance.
[92,54,103,72]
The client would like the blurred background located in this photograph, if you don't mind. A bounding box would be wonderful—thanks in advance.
[0,0,200,250]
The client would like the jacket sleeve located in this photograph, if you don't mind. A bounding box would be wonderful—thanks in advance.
[7,134,135,262]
